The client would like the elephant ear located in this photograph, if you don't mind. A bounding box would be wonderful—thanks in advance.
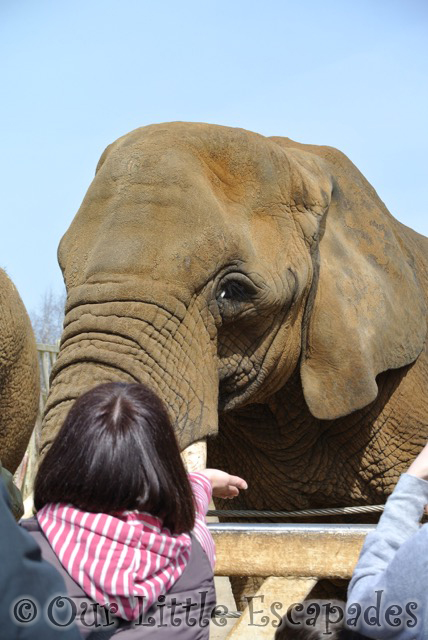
[288,143,426,420]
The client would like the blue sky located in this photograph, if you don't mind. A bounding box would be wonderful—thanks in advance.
[1,0,427,314]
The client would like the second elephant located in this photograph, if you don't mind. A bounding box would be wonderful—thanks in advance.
[0,268,39,489]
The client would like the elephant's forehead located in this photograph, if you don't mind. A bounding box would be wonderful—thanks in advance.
[78,166,253,289]
[63,133,301,291]
[93,145,251,230]
[101,128,286,200]
[103,145,199,190]
[84,139,284,241]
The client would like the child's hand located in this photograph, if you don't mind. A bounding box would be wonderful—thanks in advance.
[199,469,248,499]
[407,442,428,481]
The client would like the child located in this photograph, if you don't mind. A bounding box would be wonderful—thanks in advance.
[21,382,247,638]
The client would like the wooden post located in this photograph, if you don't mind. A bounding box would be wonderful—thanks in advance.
[225,576,318,639]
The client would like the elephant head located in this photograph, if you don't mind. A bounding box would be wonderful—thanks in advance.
[41,123,427,459]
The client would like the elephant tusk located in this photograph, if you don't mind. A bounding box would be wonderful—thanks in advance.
[23,493,35,519]
[181,439,207,472]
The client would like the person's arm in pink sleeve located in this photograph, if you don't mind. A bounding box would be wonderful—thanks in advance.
[189,472,212,517]
[188,470,248,569]
[188,472,215,567]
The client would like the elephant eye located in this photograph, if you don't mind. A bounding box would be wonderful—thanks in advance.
[217,278,257,303]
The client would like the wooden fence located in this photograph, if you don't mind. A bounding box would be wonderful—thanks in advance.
[37,342,59,400]
[208,523,372,639]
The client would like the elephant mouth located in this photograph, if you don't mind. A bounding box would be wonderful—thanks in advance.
[218,359,259,411]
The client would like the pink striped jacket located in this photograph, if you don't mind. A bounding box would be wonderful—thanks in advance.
[36,472,215,621]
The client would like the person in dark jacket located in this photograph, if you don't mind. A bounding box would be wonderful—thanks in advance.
[0,457,24,519]
[21,382,247,638]
[0,476,82,639]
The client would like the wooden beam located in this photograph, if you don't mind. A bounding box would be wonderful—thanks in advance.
[225,577,317,639]
[209,523,374,579]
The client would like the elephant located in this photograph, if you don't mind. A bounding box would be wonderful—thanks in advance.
[41,122,428,537]
[0,268,40,477]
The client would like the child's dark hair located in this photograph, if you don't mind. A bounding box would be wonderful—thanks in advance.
[34,382,195,534]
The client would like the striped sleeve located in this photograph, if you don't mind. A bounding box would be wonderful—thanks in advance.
[188,472,216,568]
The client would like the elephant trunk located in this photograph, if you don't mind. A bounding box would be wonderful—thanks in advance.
[41,295,219,456]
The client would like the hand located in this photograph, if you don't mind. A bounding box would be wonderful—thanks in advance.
[407,442,428,481]
[199,469,248,499]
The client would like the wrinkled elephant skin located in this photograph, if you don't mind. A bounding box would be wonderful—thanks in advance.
[42,122,428,517]
[0,269,40,473]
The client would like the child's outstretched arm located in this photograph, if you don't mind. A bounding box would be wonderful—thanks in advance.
[188,469,247,568]
[198,469,248,499]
